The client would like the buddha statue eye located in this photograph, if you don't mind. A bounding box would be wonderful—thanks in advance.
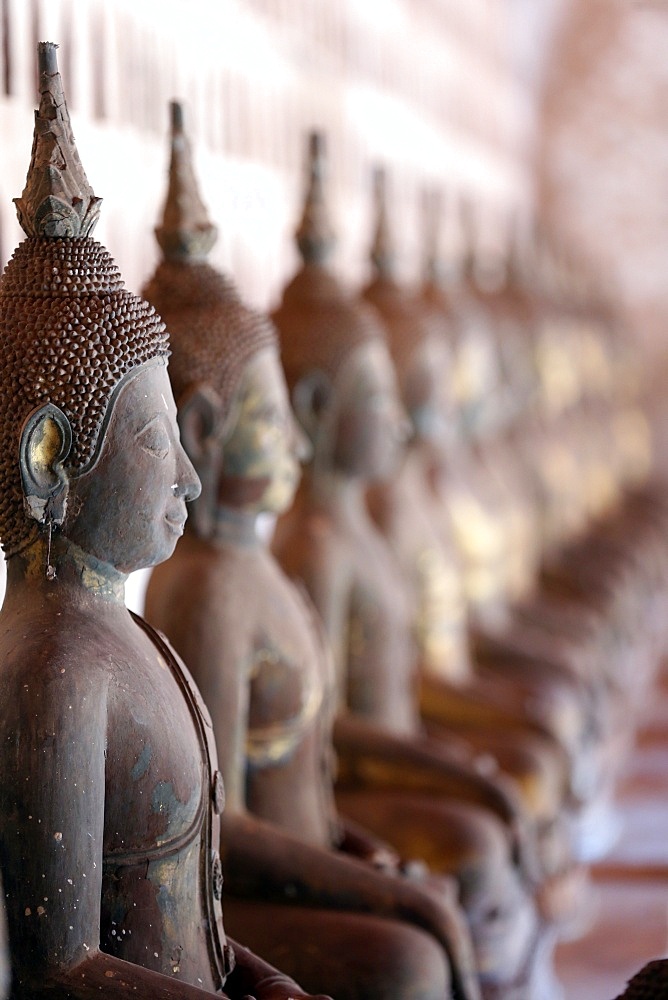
[136,419,170,460]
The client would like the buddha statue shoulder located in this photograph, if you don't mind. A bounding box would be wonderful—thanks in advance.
[143,105,479,1000]
[272,133,550,1000]
[0,44,329,1000]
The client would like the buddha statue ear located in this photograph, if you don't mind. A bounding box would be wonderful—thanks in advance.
[291,369,332,448]
[178,383,223,461]
[19,403,72,527]
[177,383,224,539]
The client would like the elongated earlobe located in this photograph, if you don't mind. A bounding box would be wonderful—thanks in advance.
[19,403,72,526]
[178,384,223,461]
[291,369,331,445]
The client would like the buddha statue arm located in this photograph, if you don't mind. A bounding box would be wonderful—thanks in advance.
[334,814,401,871]
[333,714,524,842]
[225,940,331,1000]
[220,810,477,993]
[54,948,330,1000]
[419,670,564,744]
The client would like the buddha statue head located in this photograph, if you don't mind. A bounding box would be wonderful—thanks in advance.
[143,103,305,534]
[272,133,408,484]
[0,44,199,585]
[362,169,455,459]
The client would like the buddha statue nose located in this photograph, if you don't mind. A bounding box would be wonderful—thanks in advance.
[173,444,201,502]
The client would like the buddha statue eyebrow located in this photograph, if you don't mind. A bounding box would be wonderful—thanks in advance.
[135,413,170,435]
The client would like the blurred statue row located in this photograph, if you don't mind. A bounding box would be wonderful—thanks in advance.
[0,42,665,1000]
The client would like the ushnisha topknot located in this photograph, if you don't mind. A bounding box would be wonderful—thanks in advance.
[0,43,169,557]
[272,130,385,392]
[14,41,102,239]
[142,101,276,420]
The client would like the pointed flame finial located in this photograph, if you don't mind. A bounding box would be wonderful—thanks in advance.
[155,101,217,263]
[295,131,335,265]
[14,42,102,238]
[422,187,445,283]
[459,196,478,278]
[369,167,395,277]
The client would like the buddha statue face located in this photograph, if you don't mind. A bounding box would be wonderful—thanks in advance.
[59,361,200,574]
[400,334,455,458]
[320,339,409,481]
[217,345,309,515]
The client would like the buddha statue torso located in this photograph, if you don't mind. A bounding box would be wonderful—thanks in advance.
[1,587,230,992]
[369,449,471,686]
[305,487,419,736]
[148,531,336,848]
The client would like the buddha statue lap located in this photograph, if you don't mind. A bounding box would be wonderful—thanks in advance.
[271,134,552,1000]
[0,45,329,1000]
[143,105,479,1000]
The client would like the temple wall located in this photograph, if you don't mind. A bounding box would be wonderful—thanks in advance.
[537,0,668,359]
[0,0,537,307]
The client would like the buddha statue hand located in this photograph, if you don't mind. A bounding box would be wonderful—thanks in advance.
[336,815,401,872]
[239,985,332,1000]
[229,942,332,1000]
[399,857,430,880]
[242,994,331,1000]
[391,877,481,1000]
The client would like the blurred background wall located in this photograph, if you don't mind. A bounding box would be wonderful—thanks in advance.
[0,0,554,303]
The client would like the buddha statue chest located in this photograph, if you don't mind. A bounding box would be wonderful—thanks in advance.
[159,539,337,846]
[445,475,508,625]
[102,615,228,991]
[370,465,470,684]
[238,547,333,767]
[341,512,419,736]
[236,545,337,844]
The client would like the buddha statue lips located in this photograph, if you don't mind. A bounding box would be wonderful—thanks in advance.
[0,42,328,1000]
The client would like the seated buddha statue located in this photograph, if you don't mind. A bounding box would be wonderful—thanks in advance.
[271,133,555,1000]
[143,101,478,1000]
[361,171,585,920]
[0,44,330,1000]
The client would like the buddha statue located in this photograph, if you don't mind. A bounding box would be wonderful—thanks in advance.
[0,43,330,1000]
[361,172,586,922]
[143,102,478,1000]
[272,132,552,1000]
